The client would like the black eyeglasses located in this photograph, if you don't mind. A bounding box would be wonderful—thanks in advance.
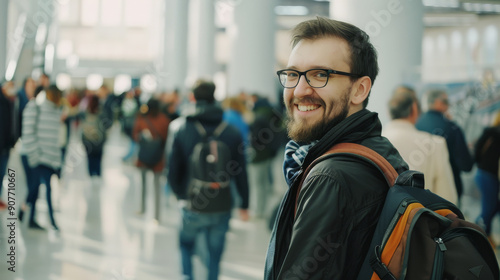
[277,68,362,89]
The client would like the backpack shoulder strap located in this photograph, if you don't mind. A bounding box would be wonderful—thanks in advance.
[194,120,207,137]
[194,120,227,138]
[143,116,160,138]
[294,142,398,217]
[213,121,228,137]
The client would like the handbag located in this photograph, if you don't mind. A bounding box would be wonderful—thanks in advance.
[137,116,164,168]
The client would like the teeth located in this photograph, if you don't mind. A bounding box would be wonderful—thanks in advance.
[298,105,319,112]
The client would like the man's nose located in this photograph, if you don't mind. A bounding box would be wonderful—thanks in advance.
[293,75,313,98]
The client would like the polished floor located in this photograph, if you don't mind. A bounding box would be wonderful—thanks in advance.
[0,122,498,280]
[0,123,288,280]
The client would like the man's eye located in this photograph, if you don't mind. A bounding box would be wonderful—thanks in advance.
[287,72,299,78]
[312,71,328,78]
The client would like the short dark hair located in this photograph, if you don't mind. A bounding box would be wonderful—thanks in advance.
[426,89,447,108]
[192,79,216,103]
[291,16,378,108]
[146,98,160,116]
[388,86,418,120]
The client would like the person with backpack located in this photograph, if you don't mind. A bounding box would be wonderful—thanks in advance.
[80,94,112,178]
[133,98,170,222]
[264,17,409,279]
[166,79,249,280]
[248,94,284,219]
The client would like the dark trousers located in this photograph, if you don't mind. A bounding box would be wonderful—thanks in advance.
[21,155,38,208]
[32,165,58,227]
[0,152,9,195]
[87,153,103,176]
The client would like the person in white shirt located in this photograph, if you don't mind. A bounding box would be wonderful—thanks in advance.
[383,86,458,204]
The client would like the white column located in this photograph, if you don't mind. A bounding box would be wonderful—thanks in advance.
[187,0,216,85]
[160,0,189,92]
[331,0,424,125]
[0,0,9,80]
[226,0,277,102]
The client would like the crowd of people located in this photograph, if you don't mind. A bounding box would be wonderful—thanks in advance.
[1,16,500,280]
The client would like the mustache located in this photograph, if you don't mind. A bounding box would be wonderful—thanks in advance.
[290,97,326,107]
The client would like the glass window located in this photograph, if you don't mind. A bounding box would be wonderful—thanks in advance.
[124,0,151,27]
[81,0,99,26]
[101,0,123,26]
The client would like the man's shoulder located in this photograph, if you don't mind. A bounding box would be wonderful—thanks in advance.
[169,116,188,134]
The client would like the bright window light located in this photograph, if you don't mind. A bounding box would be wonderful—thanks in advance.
[140,74,157,93]
[87,74,104,90]
[101,0,123,26]
[57,40,73,59]
[56,73,72,91]
[81,0,99,26]
[114,74,132,94]
[124,0,151,27]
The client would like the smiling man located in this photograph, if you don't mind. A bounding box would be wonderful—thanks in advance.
[264,17,408,279]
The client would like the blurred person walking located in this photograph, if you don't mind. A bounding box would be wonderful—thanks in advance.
[167,80,249,280]
[383,86,457,203]
[133,98,170,222]
[21,85,64,230]
[120,89,140,162]
[80,94,112,178]
[474,111,500,247]
[0,81,20,210]
[416,89,474,205]
[222,96,251,148]
[248,94,284,218]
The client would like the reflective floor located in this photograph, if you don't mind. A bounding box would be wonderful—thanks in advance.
[0,123,287,280]
[0,122,498,280]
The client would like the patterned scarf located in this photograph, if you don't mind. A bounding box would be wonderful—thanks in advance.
[283,140,318,186]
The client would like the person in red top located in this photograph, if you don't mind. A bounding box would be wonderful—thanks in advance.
[133,98,170,223]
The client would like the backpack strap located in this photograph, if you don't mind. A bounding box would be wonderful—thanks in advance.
[143,116,160,139]
[194,120,228,138]
[294,142,398,217]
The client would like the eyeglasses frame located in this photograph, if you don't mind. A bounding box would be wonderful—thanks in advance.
[276,68,362,89]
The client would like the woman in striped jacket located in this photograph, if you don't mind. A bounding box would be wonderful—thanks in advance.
[21,85,63,230]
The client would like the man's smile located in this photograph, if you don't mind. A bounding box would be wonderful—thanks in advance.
[297,104,320,112]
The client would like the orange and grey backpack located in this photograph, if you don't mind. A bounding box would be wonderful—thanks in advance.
[295,143,499,280]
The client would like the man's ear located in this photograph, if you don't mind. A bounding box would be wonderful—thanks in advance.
[350,76,372,106]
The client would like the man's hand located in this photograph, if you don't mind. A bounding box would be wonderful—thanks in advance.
[239,209,249,221]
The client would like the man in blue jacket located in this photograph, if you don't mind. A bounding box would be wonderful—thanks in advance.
[265,17,408,279]
[167,80,249,280]
[416,89,474,205]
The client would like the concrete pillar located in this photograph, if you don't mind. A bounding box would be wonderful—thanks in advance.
[187,0,216,85]
[160,0,189,93]
[0,0,9,80]
[331,0,424,124]
[226,0,277,102]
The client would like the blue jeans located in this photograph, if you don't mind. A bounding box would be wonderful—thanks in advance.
[0,152,9,196]
[475,168,500,235]
[179,208,231,280]
[21,155,39,207]
[34,165,58,227]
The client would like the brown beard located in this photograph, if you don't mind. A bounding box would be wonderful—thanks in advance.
[285,88,350,143]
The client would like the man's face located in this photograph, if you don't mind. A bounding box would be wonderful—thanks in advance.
[283,37,355,143]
